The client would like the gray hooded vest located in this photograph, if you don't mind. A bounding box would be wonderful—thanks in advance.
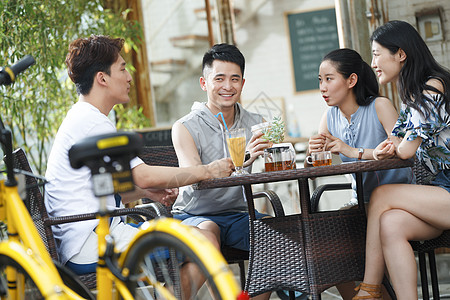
[172,102,263,215]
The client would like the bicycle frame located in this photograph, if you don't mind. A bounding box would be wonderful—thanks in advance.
[0,120,205,300]
[119,217,241,300]
[0,117,84,299]
[94,201,139,300]
[0,128,242,300]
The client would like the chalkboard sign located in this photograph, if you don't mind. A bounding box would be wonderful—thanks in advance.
[286,8,340,92]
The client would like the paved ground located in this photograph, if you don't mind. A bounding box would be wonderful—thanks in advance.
[228,253,450,300]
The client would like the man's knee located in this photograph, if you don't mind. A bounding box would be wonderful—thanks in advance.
[196,221,221,249]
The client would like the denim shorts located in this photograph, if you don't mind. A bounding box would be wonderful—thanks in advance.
[431,169,450,193]
[173,211,269,251]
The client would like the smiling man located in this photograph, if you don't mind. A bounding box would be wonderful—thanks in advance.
[171,43,272,300]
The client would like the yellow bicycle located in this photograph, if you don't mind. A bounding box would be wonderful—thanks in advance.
[0,56,244,299]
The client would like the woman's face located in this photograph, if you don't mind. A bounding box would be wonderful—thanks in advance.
[318,60,353,107]
[371,41,404,85]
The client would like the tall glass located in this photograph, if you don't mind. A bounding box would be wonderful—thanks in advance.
[225,128,248,176]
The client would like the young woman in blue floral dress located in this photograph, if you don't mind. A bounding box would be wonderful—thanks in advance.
[353,20,450,300]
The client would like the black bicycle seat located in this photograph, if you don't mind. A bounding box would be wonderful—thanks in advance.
[69,131,143,196]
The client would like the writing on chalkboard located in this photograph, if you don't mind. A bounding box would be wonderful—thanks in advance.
[287,8,339,92]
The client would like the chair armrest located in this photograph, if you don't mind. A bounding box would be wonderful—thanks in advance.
[253,190,285,217]
[135,201,171,217]
[43,206,161,227]
[310,183,352,212]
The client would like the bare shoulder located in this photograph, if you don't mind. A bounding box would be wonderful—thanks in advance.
[171,121,191,145]
[172,121,191,137]
[171,120,184,132]
[373,97,398,130]
[374,96,395,110]
[425,78,444,94]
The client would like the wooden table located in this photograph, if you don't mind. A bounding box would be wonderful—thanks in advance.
[196,159,414,299]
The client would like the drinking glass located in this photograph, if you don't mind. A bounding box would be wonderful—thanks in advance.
[225,128,248,176]
[306,151,332,167]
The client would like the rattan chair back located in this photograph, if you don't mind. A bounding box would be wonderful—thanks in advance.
[11,148,97,289]
[12,148,59,260]
[410,157,450,300]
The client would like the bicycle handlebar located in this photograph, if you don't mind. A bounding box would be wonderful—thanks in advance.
[0,55,35,86]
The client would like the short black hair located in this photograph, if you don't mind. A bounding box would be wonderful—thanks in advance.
[65,35,124,95]
[202,43,245,76]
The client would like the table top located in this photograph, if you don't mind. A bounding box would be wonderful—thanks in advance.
[195,158,414,190]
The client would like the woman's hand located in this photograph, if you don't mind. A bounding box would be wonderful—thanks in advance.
[321,132,354,157]
[308,133,326,153]
[373,139,395,160]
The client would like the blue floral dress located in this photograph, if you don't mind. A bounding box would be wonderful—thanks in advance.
[392,94,450,191]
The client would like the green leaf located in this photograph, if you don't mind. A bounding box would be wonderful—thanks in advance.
[261,116,285,143]
[0,0,143,174]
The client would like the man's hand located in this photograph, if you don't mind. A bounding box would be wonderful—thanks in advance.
[243,131,272,167]
[206,158,234,179]
[143,188,179,207]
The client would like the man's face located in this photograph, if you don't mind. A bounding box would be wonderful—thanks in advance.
[200,60,245,114]
[104,54,132,104]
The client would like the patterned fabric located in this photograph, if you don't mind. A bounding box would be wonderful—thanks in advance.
[327,99,414,202]
[392,94,450,175]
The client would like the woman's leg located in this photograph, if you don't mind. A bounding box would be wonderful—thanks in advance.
[380,208,441,300]
[355,184,450,299]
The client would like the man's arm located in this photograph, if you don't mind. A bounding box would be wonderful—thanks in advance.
[172,121,202,168]
[131,121,234,189]
[132,159,232,189]
[120,186,178,207]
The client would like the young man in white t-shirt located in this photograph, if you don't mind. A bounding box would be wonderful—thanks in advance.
[45,35,233,274]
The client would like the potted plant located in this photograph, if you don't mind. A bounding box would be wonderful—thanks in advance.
[259,117,296,171]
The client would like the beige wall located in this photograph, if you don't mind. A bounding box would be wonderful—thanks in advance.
[235,0,334,138]
[378,0,450,67]
[142,0,450,138]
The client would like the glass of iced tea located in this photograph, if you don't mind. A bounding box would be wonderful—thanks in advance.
[306,151,332,167]
[225,128,248,176]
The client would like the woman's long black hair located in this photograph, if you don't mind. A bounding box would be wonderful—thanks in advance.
[322,48,379,106]
[371,20,450,118]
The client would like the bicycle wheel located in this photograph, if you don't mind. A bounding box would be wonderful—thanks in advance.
[0,255,43,299]
[121,218,241,300]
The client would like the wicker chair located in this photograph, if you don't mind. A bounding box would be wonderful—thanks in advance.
[409,158,450,300]
[242,175,368,299]
[11,148,164,291]
[310,158,450,300]
[138,145,285,289]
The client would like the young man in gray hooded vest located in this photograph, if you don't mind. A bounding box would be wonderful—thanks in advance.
[172,43,272,300]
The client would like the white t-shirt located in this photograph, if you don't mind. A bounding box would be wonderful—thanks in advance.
[44,101,143,264]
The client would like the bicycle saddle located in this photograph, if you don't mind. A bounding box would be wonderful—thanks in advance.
[69,131,143,196]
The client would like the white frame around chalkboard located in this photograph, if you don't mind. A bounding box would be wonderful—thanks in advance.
[285,6,340,94]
